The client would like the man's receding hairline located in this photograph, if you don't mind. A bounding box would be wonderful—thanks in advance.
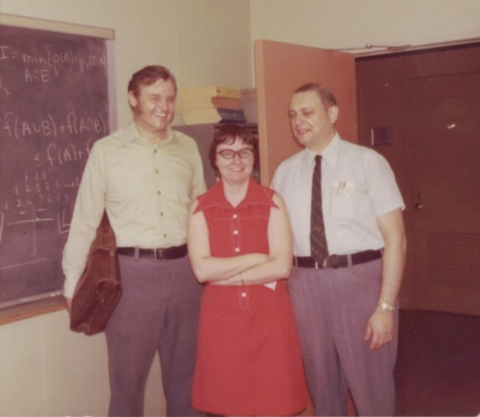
[290,90,327,109]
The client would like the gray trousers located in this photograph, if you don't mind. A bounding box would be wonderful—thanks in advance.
[288,258,398,416]
[105,254,204,417]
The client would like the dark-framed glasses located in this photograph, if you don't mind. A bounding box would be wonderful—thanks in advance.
[217,148,254,159]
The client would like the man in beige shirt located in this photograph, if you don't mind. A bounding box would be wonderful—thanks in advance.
[63,66,206,416]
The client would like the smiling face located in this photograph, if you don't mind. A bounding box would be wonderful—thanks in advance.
[289,90,339,153]
[215,137,255,185]
[128,78,176,143]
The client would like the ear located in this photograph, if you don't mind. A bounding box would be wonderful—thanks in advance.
[327,106,339,124]
[127,91,137,108]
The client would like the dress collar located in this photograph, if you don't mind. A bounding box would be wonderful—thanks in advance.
[194,178,278,213]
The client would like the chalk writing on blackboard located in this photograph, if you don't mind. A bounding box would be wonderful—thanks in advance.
[0,23,111,308]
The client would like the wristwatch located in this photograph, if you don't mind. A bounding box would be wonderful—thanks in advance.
[377,301,396,312]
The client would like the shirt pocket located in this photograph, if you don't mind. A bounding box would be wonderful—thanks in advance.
[330,181,356,219]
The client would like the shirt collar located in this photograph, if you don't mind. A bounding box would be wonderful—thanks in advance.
[118,121,176,148]
[194,178,278,213]
[304,132,341,170]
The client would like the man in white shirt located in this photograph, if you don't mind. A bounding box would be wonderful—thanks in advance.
[63,66,206,416]
[271,83,407,416]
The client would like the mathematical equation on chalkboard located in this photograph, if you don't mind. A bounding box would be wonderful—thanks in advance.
[0,103,108,244]
[0,42,107,92]
[0,22,111,304]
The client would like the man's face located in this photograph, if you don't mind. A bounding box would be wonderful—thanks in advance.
[128,78,176,140]
[288,90,338,152]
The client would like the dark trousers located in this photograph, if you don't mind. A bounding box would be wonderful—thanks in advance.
[105,255,204,416]
[288,259,398,416]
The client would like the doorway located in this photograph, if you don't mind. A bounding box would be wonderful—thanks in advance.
[356,43,480,315]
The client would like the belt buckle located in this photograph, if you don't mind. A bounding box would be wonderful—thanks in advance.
[154,248,163,261]
[329,255,339,268]
[330,254,348,268]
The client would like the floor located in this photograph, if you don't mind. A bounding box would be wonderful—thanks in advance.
[395,310,480,416]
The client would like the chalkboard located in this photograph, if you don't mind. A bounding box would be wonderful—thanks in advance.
[0,18,114,310]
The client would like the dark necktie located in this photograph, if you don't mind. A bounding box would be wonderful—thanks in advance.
[310,155,329,263]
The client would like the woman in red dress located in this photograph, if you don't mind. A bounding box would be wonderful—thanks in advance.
[188,124,307,416]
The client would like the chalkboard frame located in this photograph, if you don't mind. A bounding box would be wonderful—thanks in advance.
[0,14,116,324]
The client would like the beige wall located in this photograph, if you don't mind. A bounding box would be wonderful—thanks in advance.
[176,0,252,89]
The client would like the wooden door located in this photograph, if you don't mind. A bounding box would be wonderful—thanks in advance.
[254,39,358,416]
[408,72,480,315]
[254,40,357,185]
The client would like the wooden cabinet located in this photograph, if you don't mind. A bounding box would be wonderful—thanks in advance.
[173,123,259,188]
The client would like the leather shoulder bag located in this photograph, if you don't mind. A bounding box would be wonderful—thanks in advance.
[70,211,122,335]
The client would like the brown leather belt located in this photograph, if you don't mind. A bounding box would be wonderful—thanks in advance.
[117,244,187,260]
[293,249,382,269]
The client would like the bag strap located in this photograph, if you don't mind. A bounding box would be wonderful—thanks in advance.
[99,210,111,229]
[95,211,116,251]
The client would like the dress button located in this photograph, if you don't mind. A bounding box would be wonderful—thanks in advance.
[233,214,238,219]
[241,292,247,297]
[233,230,238,235]
[235,247,240,252]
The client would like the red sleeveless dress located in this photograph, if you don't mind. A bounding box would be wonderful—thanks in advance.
[192,179,307,416]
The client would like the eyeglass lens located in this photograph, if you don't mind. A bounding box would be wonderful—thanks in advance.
[217,149,254,159]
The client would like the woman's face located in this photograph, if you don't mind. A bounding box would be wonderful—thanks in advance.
[215,137,255,185]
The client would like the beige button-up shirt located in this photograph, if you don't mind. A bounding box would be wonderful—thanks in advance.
[271,133,405,257]
[62,122,206,297]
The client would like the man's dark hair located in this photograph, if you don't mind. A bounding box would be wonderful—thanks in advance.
[127,65,177,97]
[294,83,337,109]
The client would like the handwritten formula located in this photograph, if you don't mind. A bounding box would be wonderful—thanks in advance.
[0,23,111,304]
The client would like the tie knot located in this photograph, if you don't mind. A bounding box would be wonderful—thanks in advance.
[315,154,322,166]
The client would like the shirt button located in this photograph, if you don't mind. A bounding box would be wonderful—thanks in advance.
[158,190,161,195]
[155,169,159,174]
[235,247,240,253]
[160,212,164,217]
[233,230,238,235]
[164,233,168,238]
[233,214,238,219]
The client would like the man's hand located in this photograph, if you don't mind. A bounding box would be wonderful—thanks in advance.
[65,297,72,316]
[364,308,394,350]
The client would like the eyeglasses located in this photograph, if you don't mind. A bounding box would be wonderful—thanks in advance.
[217,148,254,159]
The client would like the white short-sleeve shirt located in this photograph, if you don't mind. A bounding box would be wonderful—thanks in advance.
[271,133,405,257]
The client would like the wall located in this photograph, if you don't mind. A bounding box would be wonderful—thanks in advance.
[250,0,480,52]
[0,0,252,416]
[175,0,252,89]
